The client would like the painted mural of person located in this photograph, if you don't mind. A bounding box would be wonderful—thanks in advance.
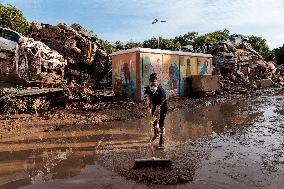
[152,57,162,80]
[186,58,191,77]
[122,62,130,83]
[120,62,130,96]
[129,60,136,100]
[114,77,122,96]
[169,62,179,89]
[200,60,209,75]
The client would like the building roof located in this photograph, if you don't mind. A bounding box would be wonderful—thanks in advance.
[111,47,213,58]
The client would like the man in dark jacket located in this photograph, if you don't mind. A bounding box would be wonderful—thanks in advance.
[144,73,168,149]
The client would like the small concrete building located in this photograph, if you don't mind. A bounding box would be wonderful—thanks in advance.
[111,48,213,101]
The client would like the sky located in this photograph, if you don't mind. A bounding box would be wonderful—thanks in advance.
[1,0,284,49]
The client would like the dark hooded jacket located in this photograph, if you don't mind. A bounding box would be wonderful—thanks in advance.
[144,84,168,112]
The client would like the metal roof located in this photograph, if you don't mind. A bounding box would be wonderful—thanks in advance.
[111,47,213,58]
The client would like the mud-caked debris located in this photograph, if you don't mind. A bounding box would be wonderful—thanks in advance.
[204,34,284,90]
[0,25,114,114]
[0,27,67,85]
[28,22,111,86]
[18,37,67,83]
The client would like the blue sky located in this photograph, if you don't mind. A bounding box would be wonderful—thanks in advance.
[1,0,284,49]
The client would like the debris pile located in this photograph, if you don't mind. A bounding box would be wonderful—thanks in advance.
[0,87,66,114]
[0,28,21,77]
[28,22,111,87]
[206,34,282,90]
[0,25,114,115]
[0,27,67,85]
[17,37,67,84]
[0,89,6,97]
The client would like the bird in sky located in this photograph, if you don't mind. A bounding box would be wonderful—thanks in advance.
[152,19,166,24]
[152,19,158,24]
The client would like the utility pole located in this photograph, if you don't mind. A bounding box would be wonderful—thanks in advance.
[152,19,166,49]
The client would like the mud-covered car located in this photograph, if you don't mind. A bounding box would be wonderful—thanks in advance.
[0,27,67,83]
[213,52,237,68]
[0,28,21,75]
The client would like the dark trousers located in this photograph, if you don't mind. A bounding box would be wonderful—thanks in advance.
[151,106,167,129]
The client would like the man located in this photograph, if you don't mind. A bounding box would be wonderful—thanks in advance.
[144,73,168,149]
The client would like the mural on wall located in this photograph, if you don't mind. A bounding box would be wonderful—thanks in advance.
[180,56,198,77]
[112,56,122,96]
[200,60,209,75]
[168,62,179,89]
[198,58,212,75]
[141,53,163,92]
[186,58,192,76]
[162,55,179,97]
[121,62,130,96]
[112,53,137,100]
[112,51,213,101]
[129,59,137,99]
[180,56,190,96]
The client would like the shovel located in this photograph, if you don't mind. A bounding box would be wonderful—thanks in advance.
[133,115,172,169]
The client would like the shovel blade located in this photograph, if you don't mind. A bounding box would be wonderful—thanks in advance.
[133,158,172,169]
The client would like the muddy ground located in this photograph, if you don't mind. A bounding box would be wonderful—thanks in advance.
[0,88,284,189]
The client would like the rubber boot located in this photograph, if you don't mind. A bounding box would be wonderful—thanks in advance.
[158,128,165,149]
[150,125,160,142]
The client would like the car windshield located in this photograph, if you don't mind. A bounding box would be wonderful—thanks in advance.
[225,56,233,59]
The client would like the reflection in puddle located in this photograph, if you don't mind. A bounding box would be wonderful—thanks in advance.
[0,96,282,188]
[167,102,257,141]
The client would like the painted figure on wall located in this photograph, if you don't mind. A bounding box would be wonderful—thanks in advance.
[122,62,130,81]
[142,56,153,87]
[114,77,122,96]
[168,62,179,89]
[129,60,136,100]
[152,57,162,80]
[186,58,191,77]
[200,60,209,75]
[121,62,130,96]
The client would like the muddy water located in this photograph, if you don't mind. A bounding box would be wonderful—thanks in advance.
[1,94,284,188]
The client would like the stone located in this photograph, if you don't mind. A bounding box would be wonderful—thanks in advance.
[256,79,274,88]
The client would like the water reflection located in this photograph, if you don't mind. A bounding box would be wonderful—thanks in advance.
[0,100,260,188]
[167,102,257,141]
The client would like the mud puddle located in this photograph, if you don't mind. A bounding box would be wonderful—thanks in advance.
[1,93,284,188]
[185,95,284,189]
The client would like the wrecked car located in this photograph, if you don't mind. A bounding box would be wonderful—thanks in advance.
[213,52,237,69]
[0,27,67,85]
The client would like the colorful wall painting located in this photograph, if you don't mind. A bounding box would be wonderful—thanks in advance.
[197,57,212,75]
[140,53,163,96]
[112,49,212,101]
[112,52,138,100]
[162,54,179,97]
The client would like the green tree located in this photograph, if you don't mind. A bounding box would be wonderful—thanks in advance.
[173,32,198,46]
[274,45,284,65]
[248,35,274,61]
[111,40,141,51]
[113,41,125,51]
[142,37,181,50]
[192,29,230,50]
[142,37,159,49]
[0,4,29,35]
[159,38,181,51]
[91,32,114,54]
[124,41,141,49]
[100,40,114,54]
